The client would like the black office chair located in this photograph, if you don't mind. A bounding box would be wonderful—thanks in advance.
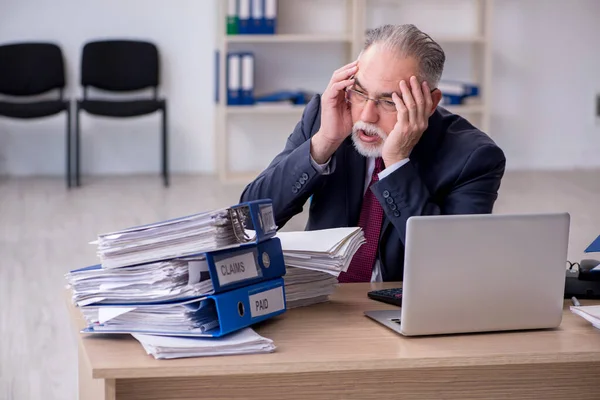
[75,39,168,187]
[0,42,72,187]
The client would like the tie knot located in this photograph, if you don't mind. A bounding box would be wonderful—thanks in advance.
[374,157,384,174]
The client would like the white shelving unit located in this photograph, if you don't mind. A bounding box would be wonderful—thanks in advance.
[226,34,353,43]
[214,0,493,183]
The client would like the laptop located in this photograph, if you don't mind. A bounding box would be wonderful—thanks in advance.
[365,212,570,336]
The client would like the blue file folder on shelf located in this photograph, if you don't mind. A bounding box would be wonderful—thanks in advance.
[250,0,263,34]
[80,277,287,337]
[227,52,242,105]
[240,52,254,105]
[264,0,277,34]
[238,0,251,34]
[67,237,286,307]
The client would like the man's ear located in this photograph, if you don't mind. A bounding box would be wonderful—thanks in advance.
[429,89,443,116]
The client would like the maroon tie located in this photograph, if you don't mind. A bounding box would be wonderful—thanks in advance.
[338,157,385,283]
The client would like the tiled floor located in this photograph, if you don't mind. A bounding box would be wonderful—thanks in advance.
[0,169,598,400]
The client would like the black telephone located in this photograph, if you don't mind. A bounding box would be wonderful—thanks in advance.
[564,259,600,299]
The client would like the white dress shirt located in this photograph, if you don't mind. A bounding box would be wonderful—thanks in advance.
[310,153,409,282]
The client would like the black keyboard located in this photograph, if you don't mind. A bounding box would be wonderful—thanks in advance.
[367,287,403,306]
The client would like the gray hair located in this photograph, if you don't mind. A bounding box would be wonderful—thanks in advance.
[362,24,445,88]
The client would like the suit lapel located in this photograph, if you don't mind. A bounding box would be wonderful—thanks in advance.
[343,139,366,226]
[377,110,444,242]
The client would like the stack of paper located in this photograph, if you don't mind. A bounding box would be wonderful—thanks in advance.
[276,227,365,308]
[132,328,276,359]
[283,267,339,308]
[80,299,220,335]
[276,227,365,275]
[571,305,600,330]
[93,208,239,269]
[65,258,213,306]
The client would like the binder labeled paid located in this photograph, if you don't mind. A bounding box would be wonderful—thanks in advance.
[67,237,286,306]
[80,277,287,337]
[93,199,277,269]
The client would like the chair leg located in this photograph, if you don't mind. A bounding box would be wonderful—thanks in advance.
[66,107,72,188]
[162,105,169,187]
[75,103,81,187]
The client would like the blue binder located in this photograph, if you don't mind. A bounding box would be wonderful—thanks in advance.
[230,198,278,244]
[227,52,242,105]
[192,236,284,293]
[68,236,286,306]
[250,0,264,34]
[240,52,255,105]
[264,0,276,34]
[238,0,251,34]
[81,277,287,337]
[89,198,277,270]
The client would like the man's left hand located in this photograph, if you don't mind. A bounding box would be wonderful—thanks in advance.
[382,76,433,167]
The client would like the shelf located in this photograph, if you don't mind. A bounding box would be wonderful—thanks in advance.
[431,35,487,44]
[215,0,493,183]
[225,34,484,45]
[225,34,352,44]
[443,104,485,114]
[225,104,306,114]
[225,104,484,115]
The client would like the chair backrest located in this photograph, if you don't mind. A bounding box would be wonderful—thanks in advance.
[80,40,159,95]
[0,42,66,96]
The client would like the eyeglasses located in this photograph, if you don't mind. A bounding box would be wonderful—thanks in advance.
[345,87,437,113]
[345,88,397,113]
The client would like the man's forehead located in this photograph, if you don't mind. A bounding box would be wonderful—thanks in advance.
[355,47,418,95]
[354,70,405,97]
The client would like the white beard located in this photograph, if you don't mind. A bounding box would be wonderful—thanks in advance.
[350,120,388,158]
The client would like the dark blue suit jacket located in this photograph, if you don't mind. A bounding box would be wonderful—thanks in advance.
[240,94,506,281]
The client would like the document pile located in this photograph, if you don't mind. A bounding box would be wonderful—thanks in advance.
[276,227,365,308]
[132,328,276,359]
[570,305,600,330]
[66,200,289,358]
[93,203,262,269]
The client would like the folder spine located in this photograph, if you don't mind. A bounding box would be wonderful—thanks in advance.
[227,52,242,105]
[204,237,285,293]
[215,50,220,103]
[250,0,264,34]
[231,199,277,242]
[81,277,287,337]
[264,0,277,34]
[227,0,239,35]
[209,277,286,336]
[238,0,251,34]
[240,52,255,105]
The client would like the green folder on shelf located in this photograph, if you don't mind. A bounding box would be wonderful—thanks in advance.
[227,15,238,35]
[226,0,238,35]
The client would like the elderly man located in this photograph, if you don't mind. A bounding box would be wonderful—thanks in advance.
[240,24,506,282]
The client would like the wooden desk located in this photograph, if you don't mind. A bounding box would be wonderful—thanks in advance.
[69,283,600,400]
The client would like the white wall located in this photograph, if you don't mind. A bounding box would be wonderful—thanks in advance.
[491,0,600,170]
[1,0,600,176]
[0,0,216,176]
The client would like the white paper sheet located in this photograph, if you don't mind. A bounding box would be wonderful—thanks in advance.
[131,328,276,359]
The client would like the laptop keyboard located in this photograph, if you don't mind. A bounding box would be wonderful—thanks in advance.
[367,288,403,307]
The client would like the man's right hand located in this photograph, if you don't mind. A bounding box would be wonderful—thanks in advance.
[310,61,357,164]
